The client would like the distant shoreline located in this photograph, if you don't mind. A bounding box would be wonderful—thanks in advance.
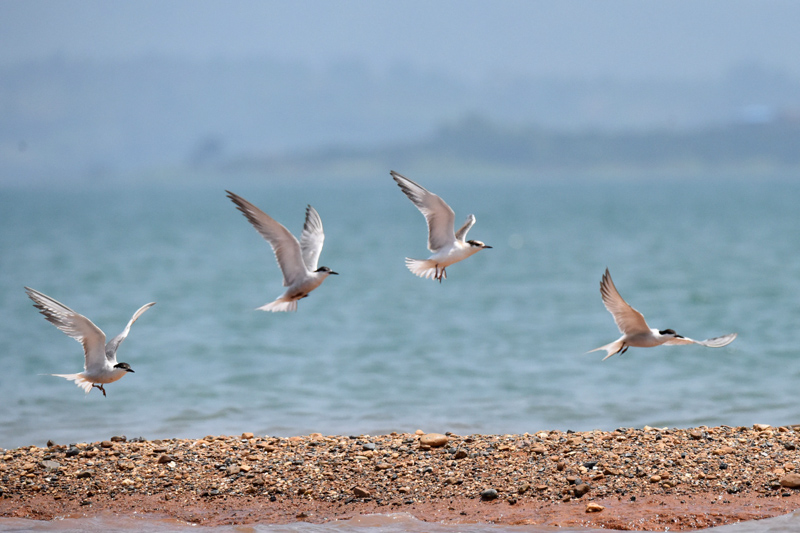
[2,425,799,530]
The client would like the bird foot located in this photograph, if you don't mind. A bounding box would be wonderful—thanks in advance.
[93,384,107,397]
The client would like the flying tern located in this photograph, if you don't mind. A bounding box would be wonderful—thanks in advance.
[588,268,737,360]
[25,287,154,396]
[227,191,338,312]
[391,170,491,282]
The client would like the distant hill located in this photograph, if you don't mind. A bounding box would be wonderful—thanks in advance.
[1,57,799,184]
[222,115,800,181]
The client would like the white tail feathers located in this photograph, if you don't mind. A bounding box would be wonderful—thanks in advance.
[587,340,625,361]
[51,373,94,394]
[405,258,445,280]
[257,299,298,312]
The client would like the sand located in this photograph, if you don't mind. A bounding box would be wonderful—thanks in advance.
[1,424,799,530]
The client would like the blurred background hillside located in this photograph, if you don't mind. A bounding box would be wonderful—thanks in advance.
[2,1,800,185]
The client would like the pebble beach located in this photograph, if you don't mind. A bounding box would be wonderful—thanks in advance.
[2,425,799,530]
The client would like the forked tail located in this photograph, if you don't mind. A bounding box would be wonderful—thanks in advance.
[257,299,298,312]
[587,339,625,361]
[405,258,445,280]
[51,373,93,394]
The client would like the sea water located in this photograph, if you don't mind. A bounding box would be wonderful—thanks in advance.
[0,509,799,532]
[2,177,800,447]
[1,176,799,531]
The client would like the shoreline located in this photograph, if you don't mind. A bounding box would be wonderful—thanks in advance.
[2,425,799,530]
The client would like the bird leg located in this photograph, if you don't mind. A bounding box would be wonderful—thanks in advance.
[93,384,107,397]
[619,346,628,355]
[435,265,447,283]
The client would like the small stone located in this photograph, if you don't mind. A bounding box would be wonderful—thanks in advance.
[362,443,377,451]
[574,483,591,497]
[454,449,468,459]
[121,479,135,487]
[227,465,241,475]
[65,447,80,458]
[689,430,703,440]
[586,503,605,513]
[41,460,60,471]
[780,473,800,488]
[75,470,92,479]
[713,446,736,456]
[531,445,547,454]
[157,455,175,464]
[241,432,254,440]
[353,486,371,498]
[110,435,127,443]
[100,441,114,449]
[753,424,772,431]
[480,488,498,501]
[556,462,566,471]
[375,463,392,471]
[649,475,662,483]
[415,429,425,435]
[419,433,448,448]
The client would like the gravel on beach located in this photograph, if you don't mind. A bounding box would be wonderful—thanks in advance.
[2,424,799,530]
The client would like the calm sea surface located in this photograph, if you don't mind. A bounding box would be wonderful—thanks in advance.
[1,176,800,531]
[2,177,800,449]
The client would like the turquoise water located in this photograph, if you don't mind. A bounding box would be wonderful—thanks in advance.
[1,177,800,450]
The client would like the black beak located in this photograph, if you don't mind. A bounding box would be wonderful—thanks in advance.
[330,271,339,275]
[127,368,135,373]
[484,245,493,249]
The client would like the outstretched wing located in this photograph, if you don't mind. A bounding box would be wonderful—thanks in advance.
[454,214,476,242]
[299,205,325,271]
[599,269,651,336]
[391,171,456,253]
[25,287,107,372]
[663,332,737,347]
[227,191,307,286]
[105,302,156,362]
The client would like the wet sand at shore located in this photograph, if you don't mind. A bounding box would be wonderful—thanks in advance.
[2,425,799,530]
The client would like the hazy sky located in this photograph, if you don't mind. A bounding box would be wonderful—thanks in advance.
[2,0,800,81]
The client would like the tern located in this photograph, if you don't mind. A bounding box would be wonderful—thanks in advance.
[227,191,338,312]
[588,268,737,360]
[25,287,154,396]
[391,171,491,282]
